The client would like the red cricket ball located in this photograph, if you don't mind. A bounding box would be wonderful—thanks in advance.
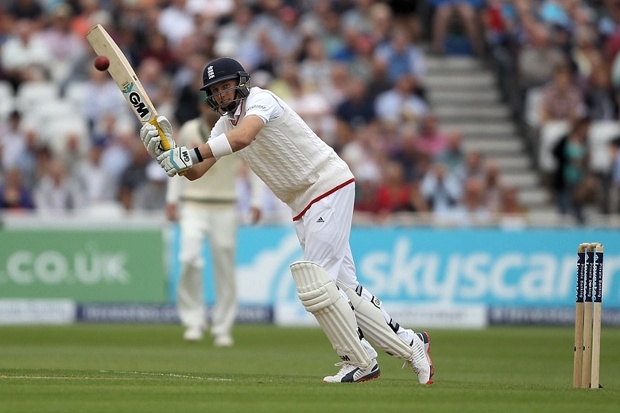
[94,56,110,71]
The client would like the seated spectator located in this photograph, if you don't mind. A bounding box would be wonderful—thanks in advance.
[442,177,492,227]
[0,167,35,211]
[269,60,301,102]
[259,5,304,62]
[481,160,504,214]
[39,4,87,85]
[117,140,150,211]
[50,130,90,176]
[421,161,462,216]
[455,149,485,183]
[323,62,350,107]
[375,160,417,220]
[297,0,330,36]
[330,25,362,63]
[73,140,119,209]
[386,0,423,39]
[430,0,484,56]
[354,177,380,216]
[415,113,450,159]
[517,21,567,92]
[187,0,234,21]
[133,161,168,211]
[298,35,334,96]
[348,32,376,82]
[495,185,527,230]
[157,0,196,48]
[69,0,113,39]
[99,121,134,191]
[8,126,40,190]
[366,56,393,101]
[374,25,426,84]
[346,130,387,217]
[0,110,28,175]
[389,125,427,183]
[0,120,40,190]
[34,157,85,213]
[334,76,377,133]
[375,73,428,131]
[408,179,430,216]
[607,137,620,214]
[551,116,593,224]
[80,66,128,132]
[481,0,519,100]
[279,64,333,141]
[340,124,383,185]
[368,2,394,48]
[1,18,52,91]
[213,3,259,67]
[585,64,618,121]
[571,24,602,86]
[299,1,345,59]
[539,63,586,123]
[136,57,175,120]
[435,129,466,174]
[341,0,374,36]
[139,30,178,75]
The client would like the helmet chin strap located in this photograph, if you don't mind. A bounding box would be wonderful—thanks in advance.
[223,101,237,113]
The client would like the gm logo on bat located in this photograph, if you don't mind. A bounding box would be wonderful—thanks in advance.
[122,82,150,120]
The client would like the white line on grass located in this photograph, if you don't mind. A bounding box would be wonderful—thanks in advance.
[0,375,126,380]
[0,371,232,381]
[99,370,232,381]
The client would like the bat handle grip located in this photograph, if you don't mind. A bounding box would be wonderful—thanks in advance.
[148,118,186,176]
[149,118,173,150]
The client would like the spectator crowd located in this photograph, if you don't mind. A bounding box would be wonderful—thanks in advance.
[1,0,619,227]
[482,0,620,224]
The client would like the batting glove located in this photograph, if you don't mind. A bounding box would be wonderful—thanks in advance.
[158,146,202,177]
[140,115,176,159]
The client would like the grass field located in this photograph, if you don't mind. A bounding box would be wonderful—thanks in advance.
[0,324,619,413]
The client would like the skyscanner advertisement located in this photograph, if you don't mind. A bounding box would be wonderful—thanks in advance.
[169,226,620,327]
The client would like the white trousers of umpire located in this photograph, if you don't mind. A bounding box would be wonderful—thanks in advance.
[177,202,237,338]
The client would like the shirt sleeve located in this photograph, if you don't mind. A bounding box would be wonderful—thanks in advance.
[244,89,282,124]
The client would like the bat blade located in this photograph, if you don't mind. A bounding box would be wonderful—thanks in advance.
[86,24,174,151]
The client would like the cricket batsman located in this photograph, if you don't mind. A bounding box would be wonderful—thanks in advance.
[140,57,433,384]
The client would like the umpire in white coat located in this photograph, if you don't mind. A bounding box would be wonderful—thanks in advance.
[166,101,263,346]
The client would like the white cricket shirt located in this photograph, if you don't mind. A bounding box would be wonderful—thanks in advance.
[211,87,354,220]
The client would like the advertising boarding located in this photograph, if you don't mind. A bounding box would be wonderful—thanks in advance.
[168,226,620,327]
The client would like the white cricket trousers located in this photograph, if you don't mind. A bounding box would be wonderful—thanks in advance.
[294,183,415,353]
[177,202,237,337]
[294,183,359,287]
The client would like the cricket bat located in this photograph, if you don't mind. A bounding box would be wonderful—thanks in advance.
[85,24,174,151]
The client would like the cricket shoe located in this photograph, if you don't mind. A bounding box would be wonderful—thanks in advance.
[323,359,381,383]
[404,332,433,384]
[183,326,203,342]
[417,332,434,381]
[213,334,234,348]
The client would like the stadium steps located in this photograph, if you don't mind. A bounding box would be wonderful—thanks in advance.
[424,56,550,212]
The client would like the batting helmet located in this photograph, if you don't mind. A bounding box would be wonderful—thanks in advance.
[200,57,251,114]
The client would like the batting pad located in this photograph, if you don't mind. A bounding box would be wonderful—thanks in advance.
[337,281,413,360]
[290,261,372,369]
